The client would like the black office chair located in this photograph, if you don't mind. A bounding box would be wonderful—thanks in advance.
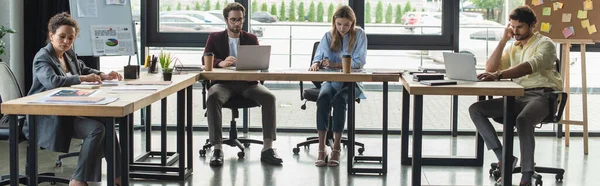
[292,41,365,155]
[198,81,264,158]
[488,59,567,186]
[0,62,69,185]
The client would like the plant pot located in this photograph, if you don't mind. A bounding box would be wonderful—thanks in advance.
[163,72,173,81]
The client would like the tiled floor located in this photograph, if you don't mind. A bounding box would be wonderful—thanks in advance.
[1,131,598,186]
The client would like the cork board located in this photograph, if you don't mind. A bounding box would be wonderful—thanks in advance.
[526,0,600,41]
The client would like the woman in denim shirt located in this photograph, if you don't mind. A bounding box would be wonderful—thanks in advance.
[308,5,367,167]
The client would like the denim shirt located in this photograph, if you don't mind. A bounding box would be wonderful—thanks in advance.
[312,27,367,99]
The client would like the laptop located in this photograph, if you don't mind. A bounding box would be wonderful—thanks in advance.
[229,45,271,70]
[443,52,480,81]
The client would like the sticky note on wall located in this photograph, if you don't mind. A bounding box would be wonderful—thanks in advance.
[541,22,551,33]
[582,19,590,28]
[562,13,571,22]
[543,7,551,15]
[578,10,588,19]
[554,2,563,10]
[584,0,593,11]
[563,26,574,38]
[589,25,597,35]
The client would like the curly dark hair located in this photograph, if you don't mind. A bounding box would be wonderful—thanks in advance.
[509,6,537,26]
[223,2,245,20]
[47,12,80,36]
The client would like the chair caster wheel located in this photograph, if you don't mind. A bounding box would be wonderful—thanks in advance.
[237,151,245,158]
[489,168,494,176]
[244,143,250,148]
[301,105,306,110]
[358,147,365,155]
[555,174,563,181]
[55,160,62,167]
[535,179,543,186]
[199,149,207,156]
[292,147,300,154]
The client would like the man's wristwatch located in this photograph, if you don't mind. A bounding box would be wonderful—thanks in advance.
[496,71,503,80]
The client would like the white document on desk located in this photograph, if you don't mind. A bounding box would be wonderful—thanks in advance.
[28,97,119,105]
[111,86,160,92]
[81,80,121,86]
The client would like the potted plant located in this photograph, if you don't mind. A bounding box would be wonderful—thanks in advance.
[158,51,175,81]
[0,25,16,62]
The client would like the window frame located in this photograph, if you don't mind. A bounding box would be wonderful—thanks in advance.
[143,0,459,51]
[353,0,460,51]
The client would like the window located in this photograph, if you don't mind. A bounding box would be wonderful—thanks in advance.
[157,0,231,33]
[364,0,443,35]
[363,0,459,50]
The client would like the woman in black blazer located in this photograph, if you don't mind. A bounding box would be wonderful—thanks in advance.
[26,12,123,186]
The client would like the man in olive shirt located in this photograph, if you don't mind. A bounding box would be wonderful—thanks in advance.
[469,6,562,186]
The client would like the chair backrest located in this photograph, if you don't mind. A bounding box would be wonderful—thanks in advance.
[542,58,567,123]
[310,41,322,89]
[0,62,24,116]
[0,62,25,140]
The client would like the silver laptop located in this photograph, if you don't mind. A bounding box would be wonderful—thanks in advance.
[443,52,480,81]
[230,45,271,70]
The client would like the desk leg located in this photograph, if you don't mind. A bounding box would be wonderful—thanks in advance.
[129,114,134,163]
[347,82,356,174]
[451,95,459,137]
[501,96,516,186]
[105,118,116,186]
[411,95,423,186]
[382,82,388,174]
[145,105,152,153]
[187,86,194,171]
[120,115,130,186]
[177,89,186,178]
[27,115,38,186]
[401,88,410,165]
[161,98,167,166]
[9,115,19,186]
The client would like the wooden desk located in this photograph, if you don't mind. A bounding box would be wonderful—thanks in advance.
[400,75,524,186]
[1,73,198,186]
[199,68,400,175]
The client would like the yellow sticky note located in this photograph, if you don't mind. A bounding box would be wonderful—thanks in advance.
[582,19,590,28]
[541,22,551,33]
[553,2,564,10]
[584,0,593,11]
[543,7,551,16]
[588,25,597,34]
[562,13,571,22]
[578,10,588,19]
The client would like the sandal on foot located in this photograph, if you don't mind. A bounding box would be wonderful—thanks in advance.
[328,149,341,167]
[315,149,328,167]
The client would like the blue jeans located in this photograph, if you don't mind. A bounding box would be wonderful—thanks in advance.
[316,83,361,132]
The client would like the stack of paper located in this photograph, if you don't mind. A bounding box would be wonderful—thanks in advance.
[112,86,160,91]
[81,80,120,86]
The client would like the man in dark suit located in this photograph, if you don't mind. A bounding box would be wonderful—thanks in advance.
[203,2,281,167]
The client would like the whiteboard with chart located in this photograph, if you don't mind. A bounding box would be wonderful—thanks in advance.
[69,0,137,56]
